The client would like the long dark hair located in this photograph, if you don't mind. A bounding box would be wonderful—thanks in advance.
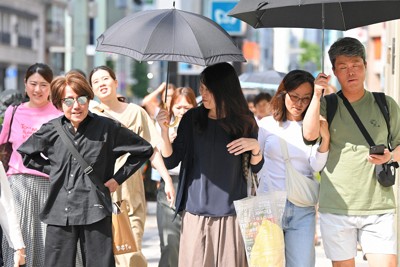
[195,62,257,138]
[25,63,53,84]
[24,63,53,101]
[271,70,315,122]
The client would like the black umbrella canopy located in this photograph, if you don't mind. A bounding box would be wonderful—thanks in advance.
[229,0,400,31]
[229,0,400,72]
[96,8,246,66]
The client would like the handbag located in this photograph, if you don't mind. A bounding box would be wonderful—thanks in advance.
[112,200,137,255]
[0,105,18,171]
[236,157,286,266]
[279,138,319,207]
[338,92,399,187]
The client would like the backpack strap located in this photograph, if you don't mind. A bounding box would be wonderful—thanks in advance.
[372,92,392,149]
[324,93,338,128]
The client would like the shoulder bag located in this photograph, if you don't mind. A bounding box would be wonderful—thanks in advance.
[280,137,319,207]
[338,91,398,187]
[0,105,19,171]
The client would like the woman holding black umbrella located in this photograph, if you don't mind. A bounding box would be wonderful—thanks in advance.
[156,62,263,266]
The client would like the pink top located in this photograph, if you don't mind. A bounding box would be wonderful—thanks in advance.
[0,102,62,177]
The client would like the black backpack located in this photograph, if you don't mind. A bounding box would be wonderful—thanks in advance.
[325,92,392,148]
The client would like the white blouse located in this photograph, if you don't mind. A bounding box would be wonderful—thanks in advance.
[257,116,328,193]
[0,162,25,249]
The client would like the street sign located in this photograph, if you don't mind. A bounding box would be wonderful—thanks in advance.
[178,63,205,75]
[211,1,244,36]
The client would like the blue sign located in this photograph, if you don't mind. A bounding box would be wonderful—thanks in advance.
[211,1,243,36]
[6,67,17,78]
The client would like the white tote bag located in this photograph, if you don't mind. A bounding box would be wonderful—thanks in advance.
[279,138,319,207]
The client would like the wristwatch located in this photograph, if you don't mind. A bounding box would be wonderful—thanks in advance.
[387,152,394,164]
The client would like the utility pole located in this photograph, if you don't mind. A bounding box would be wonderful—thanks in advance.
[71,0,89,74]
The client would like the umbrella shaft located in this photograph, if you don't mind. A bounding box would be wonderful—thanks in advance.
[165,62,170,104]
[321,3,325,73]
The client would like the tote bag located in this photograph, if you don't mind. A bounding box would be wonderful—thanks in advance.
[279,138,319,207]
[112,200,137,255]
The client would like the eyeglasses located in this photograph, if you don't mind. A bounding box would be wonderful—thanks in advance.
[287,93,311,105]
[62,96,89,107]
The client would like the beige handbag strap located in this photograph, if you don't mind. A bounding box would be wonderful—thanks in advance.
[279,137,316,180]
[279,137,310,179]
[279,137,319,207]
[279,137,291,165]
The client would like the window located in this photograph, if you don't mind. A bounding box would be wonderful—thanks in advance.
[0,12,11,44]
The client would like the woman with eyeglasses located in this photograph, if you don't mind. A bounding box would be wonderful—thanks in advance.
[17,72,153,267]
[0,63,62,267]
[257,70,330,267]
[88,66,175,267]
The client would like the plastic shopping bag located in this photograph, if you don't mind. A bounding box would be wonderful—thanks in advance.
[234,191,286,267]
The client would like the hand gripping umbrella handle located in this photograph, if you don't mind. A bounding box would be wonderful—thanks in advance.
[163,117,180,128]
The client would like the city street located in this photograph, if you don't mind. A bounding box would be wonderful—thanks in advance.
[142,201,368,267]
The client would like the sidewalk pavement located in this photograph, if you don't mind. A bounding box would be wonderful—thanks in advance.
[142,201,368,267]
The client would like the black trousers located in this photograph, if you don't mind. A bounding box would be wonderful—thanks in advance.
[45,217,115,267]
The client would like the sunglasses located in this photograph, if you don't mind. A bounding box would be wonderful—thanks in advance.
[62,96,89,107]
[117,96,127,103]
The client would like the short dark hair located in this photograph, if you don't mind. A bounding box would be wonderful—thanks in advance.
[254,92,272,106]
[328,37,366,68]
[246,94,257,103]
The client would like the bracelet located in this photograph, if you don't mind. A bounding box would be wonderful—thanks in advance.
[251,150,261,157]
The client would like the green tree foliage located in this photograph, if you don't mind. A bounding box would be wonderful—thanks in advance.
[131,62,149,98]
[106,59,114,70]
[299,40,321,71]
